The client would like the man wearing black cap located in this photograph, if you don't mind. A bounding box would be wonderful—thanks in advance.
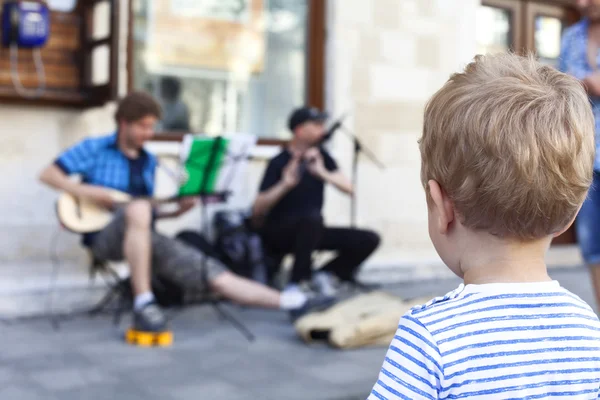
[253,106,380,301]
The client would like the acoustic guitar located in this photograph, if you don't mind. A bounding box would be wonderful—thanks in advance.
[56,189,226,234]
[56,189,135,233]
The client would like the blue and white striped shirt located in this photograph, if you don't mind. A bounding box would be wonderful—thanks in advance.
[369,281,600,399]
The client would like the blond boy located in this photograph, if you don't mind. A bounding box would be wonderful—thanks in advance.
[369,53,600,400]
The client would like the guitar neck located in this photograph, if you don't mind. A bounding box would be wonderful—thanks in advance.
[146,192,229,205]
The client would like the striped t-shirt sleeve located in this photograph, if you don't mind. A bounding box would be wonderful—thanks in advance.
[369,314,442,400]
[55,138,97,176]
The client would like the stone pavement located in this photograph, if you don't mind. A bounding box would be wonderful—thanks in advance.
[0,267,596,400]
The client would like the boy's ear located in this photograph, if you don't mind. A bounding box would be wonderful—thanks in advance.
[428,180,455,234]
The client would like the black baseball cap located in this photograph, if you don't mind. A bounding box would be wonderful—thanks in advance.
[288,106,329,131]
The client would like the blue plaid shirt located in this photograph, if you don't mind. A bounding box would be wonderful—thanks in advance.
[55,132,158,245]
[559,18,600,170]
[55,132,157,195]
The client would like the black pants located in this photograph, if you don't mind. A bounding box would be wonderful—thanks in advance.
[260,215,380,283]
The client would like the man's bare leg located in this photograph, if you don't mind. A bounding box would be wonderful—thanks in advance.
[209,272,334,318]
[210,271,281,309]
[121,200,168,333]
[590,265,600,312]
[123,200,153,296]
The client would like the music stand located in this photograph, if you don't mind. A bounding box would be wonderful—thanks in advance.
[178,133,257,341]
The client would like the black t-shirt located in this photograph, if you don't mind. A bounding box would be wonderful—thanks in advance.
[259,148,338,223]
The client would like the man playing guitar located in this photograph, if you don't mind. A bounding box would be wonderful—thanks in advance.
[39,92,331,333]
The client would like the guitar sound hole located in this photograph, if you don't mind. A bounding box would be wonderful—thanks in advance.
[75,198,82,219]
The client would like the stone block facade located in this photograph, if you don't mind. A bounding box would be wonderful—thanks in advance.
[324,0,479,266]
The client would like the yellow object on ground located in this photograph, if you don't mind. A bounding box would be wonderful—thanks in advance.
[125,328,173,347]
[294,291,427,349]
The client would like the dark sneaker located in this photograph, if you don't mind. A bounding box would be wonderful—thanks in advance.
[133,302,168,332]
[312,271,339,298]
[348,279,380,292]
[289,295,336,323]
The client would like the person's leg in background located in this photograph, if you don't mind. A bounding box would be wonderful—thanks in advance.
[575,172,600,312]
[91,200,167,332]
[261,215,324,287]
[123,201,154,306]
[151,235,334,319]
[313,227,380,294]
[288,216,324,284]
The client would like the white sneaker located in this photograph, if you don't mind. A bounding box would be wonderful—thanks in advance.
[313,271,338,298]
[280,283,309,310]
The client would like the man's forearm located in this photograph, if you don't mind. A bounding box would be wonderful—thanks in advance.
[323,171,353,195]
[253,181,291,218]
[39,164,117,210]
[39,164,84,195]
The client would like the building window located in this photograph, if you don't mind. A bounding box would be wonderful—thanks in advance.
[476,5,513,55]
[130,0,324,140]
[525,2,573,68]
[477,0,578,68]
[476,0,523,55]
[533,15,563,67]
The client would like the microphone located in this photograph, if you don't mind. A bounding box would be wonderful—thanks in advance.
[321,113,347,143]
[298,113,348,176]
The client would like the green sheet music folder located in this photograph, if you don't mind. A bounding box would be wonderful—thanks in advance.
[178,133,257,197]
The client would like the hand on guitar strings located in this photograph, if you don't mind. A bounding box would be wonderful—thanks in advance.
[77,185,117,210]
[177,197,199,215]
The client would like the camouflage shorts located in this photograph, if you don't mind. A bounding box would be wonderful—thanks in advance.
[90,210,227,292]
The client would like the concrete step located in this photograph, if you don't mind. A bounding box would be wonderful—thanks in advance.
[0,245,584,318]
[0,260,129,319]
[0,287,109,320]
[0,260,128,294]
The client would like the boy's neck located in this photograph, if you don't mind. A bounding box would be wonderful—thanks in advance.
[460,233,552,285]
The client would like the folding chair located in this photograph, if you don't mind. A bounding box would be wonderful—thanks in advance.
[85,254,132,326]
[47,247,131,330]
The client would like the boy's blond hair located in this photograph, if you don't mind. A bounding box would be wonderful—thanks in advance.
[419,52,595,240]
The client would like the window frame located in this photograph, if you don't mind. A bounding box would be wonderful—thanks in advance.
[82,0,121,107]
[480,0,524,53]
[126,0,326,145]
[524,2,569,57]
[480,0,579,56]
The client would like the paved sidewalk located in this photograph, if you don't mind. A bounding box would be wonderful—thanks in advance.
[0,267,595,400]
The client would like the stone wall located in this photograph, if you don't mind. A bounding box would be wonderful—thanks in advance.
[324,0,479,268]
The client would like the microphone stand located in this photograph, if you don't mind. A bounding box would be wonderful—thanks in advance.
[339,125,385,227]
